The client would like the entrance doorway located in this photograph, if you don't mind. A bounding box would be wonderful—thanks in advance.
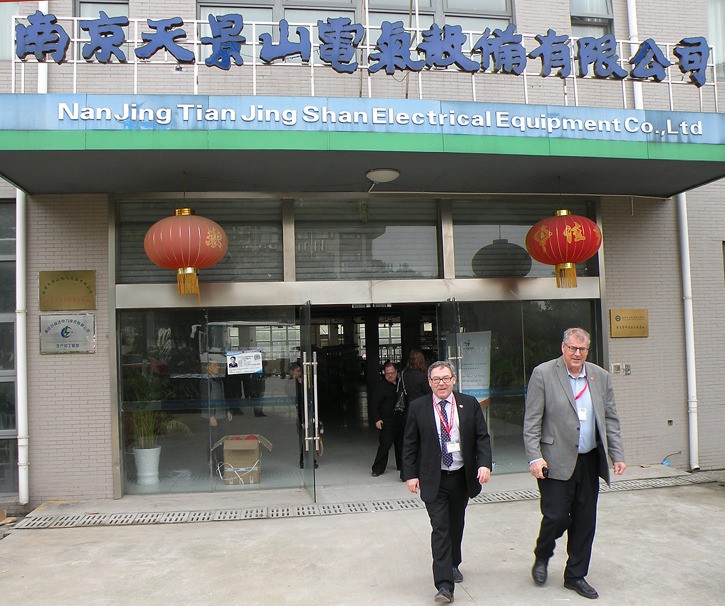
[117,299,597,500]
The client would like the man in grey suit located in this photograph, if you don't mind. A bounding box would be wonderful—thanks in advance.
[403,361,492,604]
[523,327,626,600]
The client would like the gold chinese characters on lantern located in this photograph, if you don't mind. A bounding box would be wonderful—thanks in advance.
[144,208,228,301]
[525,210,602,288]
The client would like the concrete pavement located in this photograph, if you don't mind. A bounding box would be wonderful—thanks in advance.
[1,467,724,605]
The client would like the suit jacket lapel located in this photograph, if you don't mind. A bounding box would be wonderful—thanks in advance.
[426,396,440,447]
[555,358,576,409]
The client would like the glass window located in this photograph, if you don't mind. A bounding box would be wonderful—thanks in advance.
[570,0,612,17]
[119,307,299,494]
[709,1,725,77]
[445,15,509,34]
[0,323,13,371]
[452,199,598,279]
[366,11,435,31]
[571,0,613,38]
[294,198,439,280]
[0,202,15,256]
[0,262,15,313]
[77,1,129,18]
[369,0,434,8]
[445,0,508,13]
[0,4,20,62]
[285,8,355,24]
[0,438,18,495]
[449,299,599,473]
[0,382,15,431]
[117,200,284,283]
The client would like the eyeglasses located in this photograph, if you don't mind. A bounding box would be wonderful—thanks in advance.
[430,376,453,384]
[564,344,589,354]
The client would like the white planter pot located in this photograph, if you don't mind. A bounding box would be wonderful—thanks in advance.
[133,446,161,486]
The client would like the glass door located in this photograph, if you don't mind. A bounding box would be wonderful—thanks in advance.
[299,301,319,500]
[438,298,462,375]
[437,297,493,444]
[119,306,303,494]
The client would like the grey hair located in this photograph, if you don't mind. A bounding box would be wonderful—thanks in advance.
[428,360,456,378]
[563,327,591,346]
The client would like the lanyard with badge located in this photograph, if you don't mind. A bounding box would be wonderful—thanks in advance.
[435,397,461,454]
[575,379,589,422]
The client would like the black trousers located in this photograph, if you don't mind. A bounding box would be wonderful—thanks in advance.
[534,449,600,580]
[425,468,468,592]
[371,416,405,475]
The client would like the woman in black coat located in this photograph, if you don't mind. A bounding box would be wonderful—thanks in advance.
[401,348,432,401]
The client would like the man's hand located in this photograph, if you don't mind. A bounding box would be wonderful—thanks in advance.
[613,461,627,476]
[530,458,548,479]
[406,478,419,493]
[477,466,491,485]
[375,420,383,430]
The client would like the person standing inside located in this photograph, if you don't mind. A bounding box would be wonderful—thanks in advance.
[523,327,626,600]
[370,362,405,478]
[403,361,492,604]
[402,348,432,401]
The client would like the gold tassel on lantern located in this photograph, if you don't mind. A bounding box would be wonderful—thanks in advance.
[177,267,200,301]
[555,262,577,288]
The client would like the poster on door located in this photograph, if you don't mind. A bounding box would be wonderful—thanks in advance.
[226,349,263,375]
[456,331,491,406]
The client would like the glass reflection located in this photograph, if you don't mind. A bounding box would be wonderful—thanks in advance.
[119,308,300,494]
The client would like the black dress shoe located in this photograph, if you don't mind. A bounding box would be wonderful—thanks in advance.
[452,566,463,583]
[371,471,382,477]
[564,578,599,599]
[434,587,454,603]
[531,558,548,586]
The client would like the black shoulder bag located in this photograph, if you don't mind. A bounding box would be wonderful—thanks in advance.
[393,371,408,415]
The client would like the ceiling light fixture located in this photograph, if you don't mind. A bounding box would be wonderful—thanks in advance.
[366,168,400,192]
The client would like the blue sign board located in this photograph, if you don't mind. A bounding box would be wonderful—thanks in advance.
[1,94,722,147]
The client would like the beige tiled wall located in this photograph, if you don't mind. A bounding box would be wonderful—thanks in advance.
[25,195,115,501]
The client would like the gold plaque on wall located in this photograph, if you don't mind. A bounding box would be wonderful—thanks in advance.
[39,271,96,311]
[609,309,648,338]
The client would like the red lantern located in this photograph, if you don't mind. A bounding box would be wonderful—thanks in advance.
[144,208,228,300]
[525,210,602,288]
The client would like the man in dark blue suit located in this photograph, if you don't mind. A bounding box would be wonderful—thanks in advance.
[403,361,492,604]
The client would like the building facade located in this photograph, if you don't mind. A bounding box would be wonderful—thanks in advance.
[1,0,724,507]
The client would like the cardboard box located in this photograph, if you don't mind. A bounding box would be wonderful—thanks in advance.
[212,435,273,485]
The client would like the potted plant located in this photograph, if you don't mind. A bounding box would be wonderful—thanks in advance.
[123,368,191,485]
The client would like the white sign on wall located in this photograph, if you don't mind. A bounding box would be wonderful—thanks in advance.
[40,313,96,354]
[456,330,491,404]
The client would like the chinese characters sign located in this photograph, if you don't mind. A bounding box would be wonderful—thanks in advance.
[39,270,96,311]
[40,313,96,354]
[609,309,649,338]
[13,11,712,87]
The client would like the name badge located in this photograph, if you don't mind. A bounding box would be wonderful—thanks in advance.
[578,407,587,421]
[445,441,461,454]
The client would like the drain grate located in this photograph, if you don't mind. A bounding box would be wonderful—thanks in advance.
[214,510,243,521]
[107,513,137,526]
[13,473,717,530]
[319,504,346,516]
